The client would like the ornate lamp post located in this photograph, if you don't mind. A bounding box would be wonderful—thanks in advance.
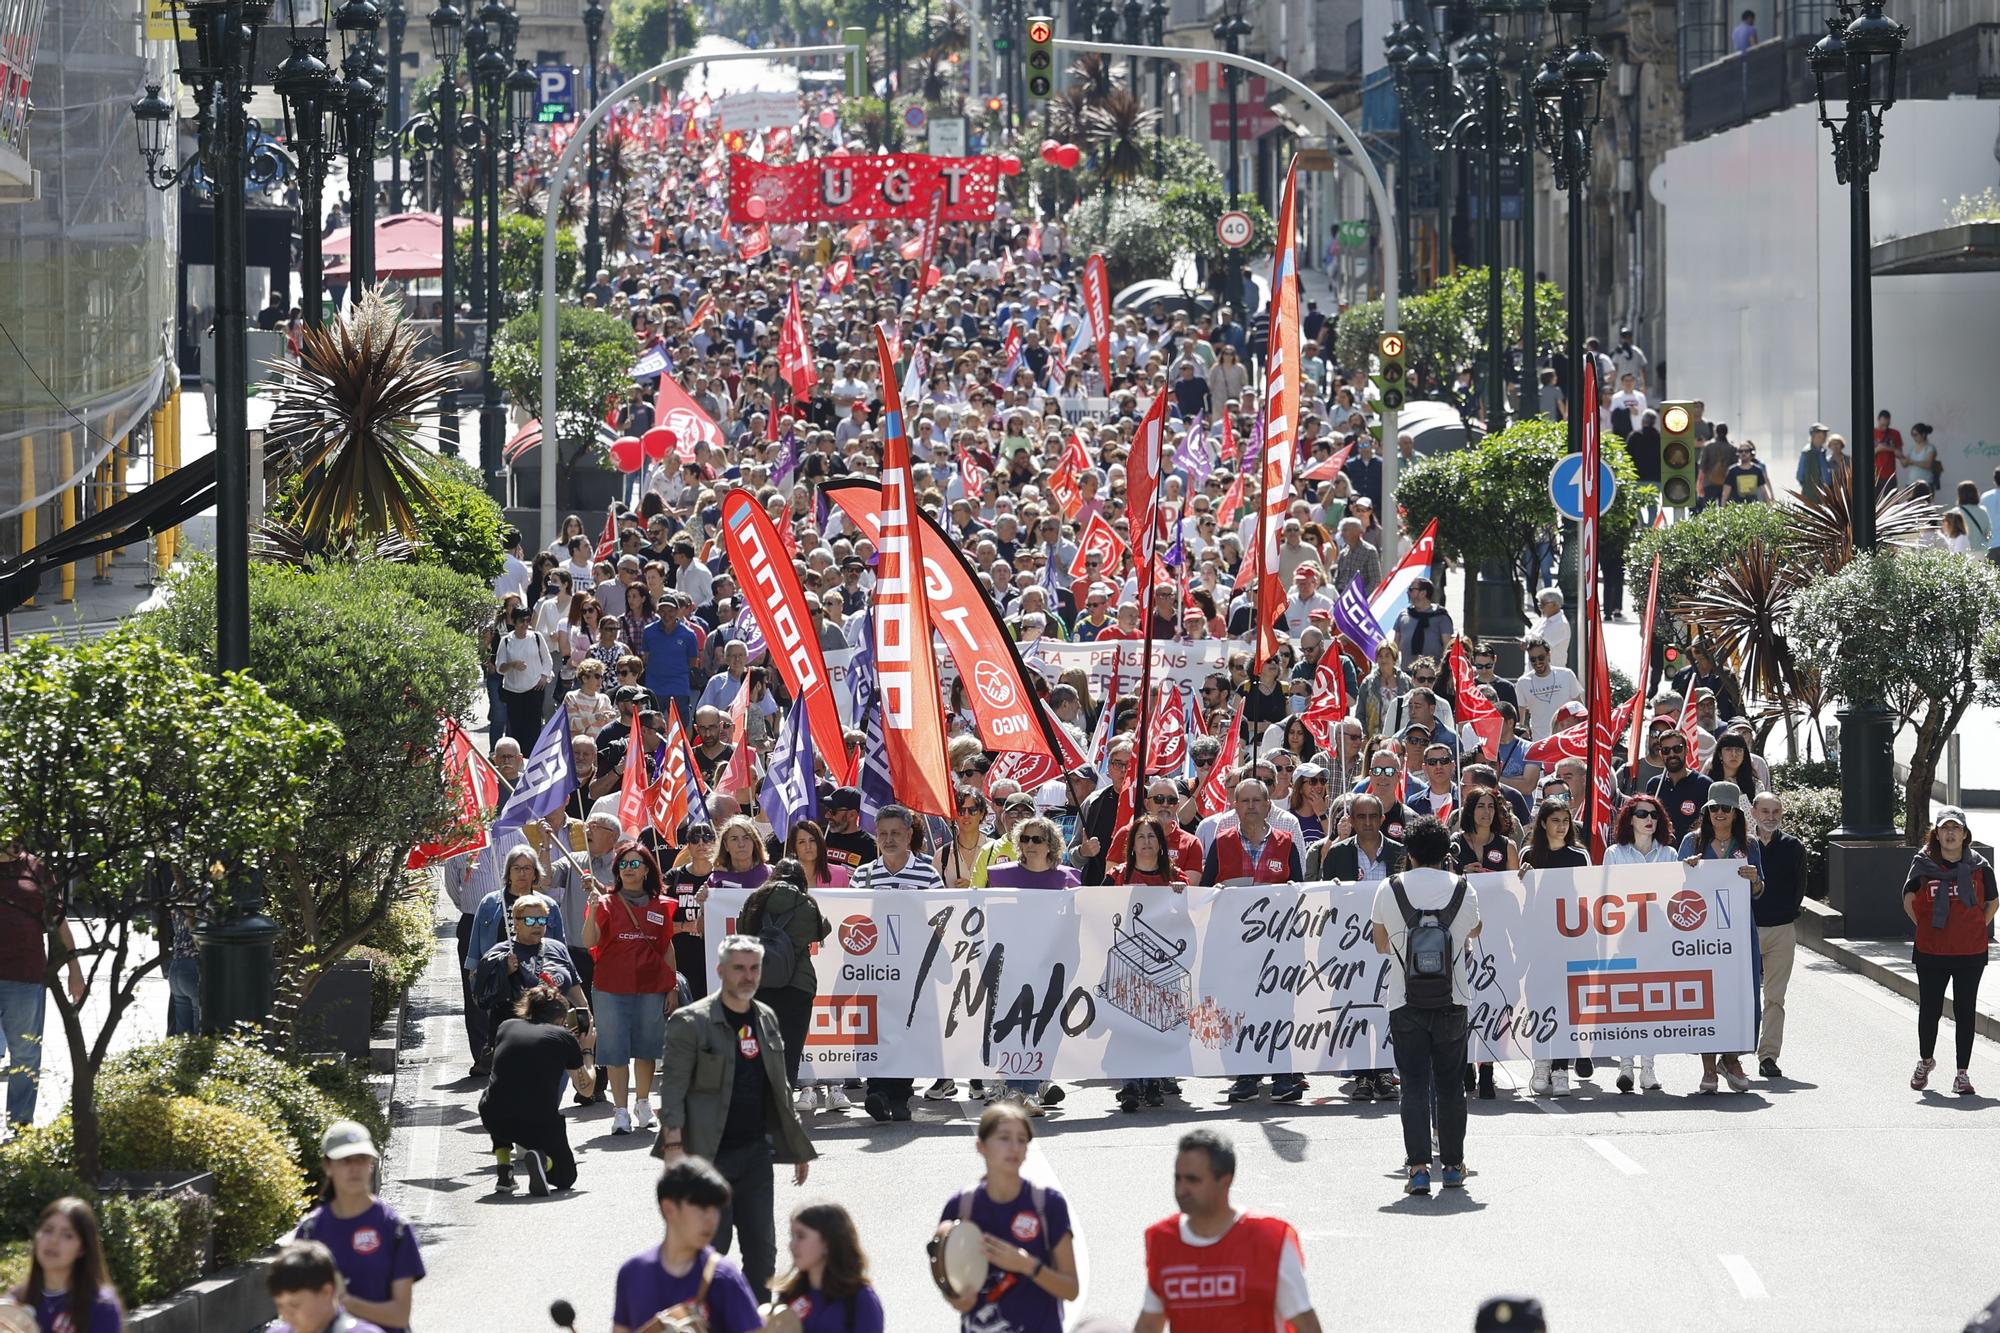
[333,0,385,295]
[273,39,339,328]
[1810,1,1906,840]
[1147,0,1167,177]
[386,0,407,208]
[473,0,522,501]
[418,0,466,455]
[583,0,605,284]
[1121,0,1141,105]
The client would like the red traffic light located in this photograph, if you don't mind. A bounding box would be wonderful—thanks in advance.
[1028,19,1051,41]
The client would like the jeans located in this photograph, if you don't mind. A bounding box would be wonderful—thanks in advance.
[1390,1004,1470,1168]
[166,956,201,1037]
[0,979,48,1127]
[713,1138,777,1293]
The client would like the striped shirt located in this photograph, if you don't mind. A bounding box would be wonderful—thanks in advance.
[850,853,944,892]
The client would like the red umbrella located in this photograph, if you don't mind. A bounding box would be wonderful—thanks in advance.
[323,211,466,280]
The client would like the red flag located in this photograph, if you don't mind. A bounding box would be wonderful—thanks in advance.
[778,281,815,401]
[1219,409,1238,465]
[1082,254,1113,389]
[720,488,854,783]
[407,718,500,869]
[1217,467,1247,531]
[1447,638,1504,756]
[958,450,990,498]
[1630,554,1662,778]
[1298,440,1355,484]
[823,480,1063,762]
[1127,390,1170,569]
[1147,682,1191,776]
[737,224,771,260]
[1254,160,1302,671]
[871,327,955,816]
[688,295,716,329]
[1525,709,1591,766]
[825,256,853,291]
[841,222,870,252]
[1046,441,1084,520]
[898,231,925,261]
[617,705,650,836]
[720,672,755,798]
[1068,510,1127,580]
[1197,698,1246,817]
[654,372,725,458]
[1300,656,1350,749]
[647,706,696,839]
[592,508,619,564]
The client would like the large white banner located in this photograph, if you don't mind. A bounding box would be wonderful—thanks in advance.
[706,862,1757,1080]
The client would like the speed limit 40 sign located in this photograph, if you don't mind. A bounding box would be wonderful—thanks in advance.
[1216,210,1252,249]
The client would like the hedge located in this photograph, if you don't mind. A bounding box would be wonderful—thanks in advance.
[98,1090,305,1267]
[354,881,438,1029]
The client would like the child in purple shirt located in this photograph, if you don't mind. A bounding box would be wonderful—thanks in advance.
[612,1159,762,1333]
[767,1202,886,1333]
[294,1123,425,1333]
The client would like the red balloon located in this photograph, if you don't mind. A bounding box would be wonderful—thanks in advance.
[745,195,768,221]
[996,154,1022,177]
[1039,139,1061,166]
[1055,144,1082,170]
[641,425,675,462]
[817,108,838,129]
[610,436,643,472]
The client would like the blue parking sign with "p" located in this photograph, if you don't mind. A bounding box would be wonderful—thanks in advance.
[533,65,577,123]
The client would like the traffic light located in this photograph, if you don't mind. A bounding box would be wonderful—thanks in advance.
[1658,400,1698,508]
[843,26,867,97]
[1374,330,1408,410]
[1025,16,1054,100]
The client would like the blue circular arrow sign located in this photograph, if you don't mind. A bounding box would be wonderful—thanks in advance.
[1548,453,1617,522]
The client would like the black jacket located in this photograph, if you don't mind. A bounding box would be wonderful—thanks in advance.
[1306,835,1407,882]
[1753,829,1809,925]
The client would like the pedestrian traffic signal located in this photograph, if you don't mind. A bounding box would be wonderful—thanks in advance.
[1658,400,1698,509]
[1374,330,1408,411]
[843,26,868,97]
[1026,16,1055,101]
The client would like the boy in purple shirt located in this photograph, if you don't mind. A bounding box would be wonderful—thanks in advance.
[265,1240,386,1333]
[613,1159,764,1333]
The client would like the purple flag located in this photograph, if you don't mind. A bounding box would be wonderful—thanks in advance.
[846,610,897,833]
[1332,575,1386,657]
[758,694,818,842]
[733,603,767,662]
[492,710,577,833]
[772,425,798,489]
[1174,417,1214,489]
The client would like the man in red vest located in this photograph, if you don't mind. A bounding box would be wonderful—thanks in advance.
[1135,1129,1321,1333]
[1200,780,1302,888]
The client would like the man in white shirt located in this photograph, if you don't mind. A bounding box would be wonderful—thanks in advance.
[1371,816,1482,1196]
[1135,1129,1321,1333]
[1280,563,1333,640]
[1525,586,1570,666]
[1514,635,1583,739]
[493,529,531,606]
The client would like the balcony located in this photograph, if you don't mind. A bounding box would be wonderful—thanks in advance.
[1681,36,1821,142]
[1901,22,2000,99]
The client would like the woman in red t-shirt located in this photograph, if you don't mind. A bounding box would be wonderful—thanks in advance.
[1901,807,1996,1096]
[579,838,677,1137]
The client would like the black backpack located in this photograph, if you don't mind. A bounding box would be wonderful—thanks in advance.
[1389,873,1468,1009]
[756,895,805,990]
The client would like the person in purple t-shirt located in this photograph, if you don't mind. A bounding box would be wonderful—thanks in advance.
[934,1103,1078,1333]
[294,1122,426,1333]
[264,1240,386,1333]
[613,1159,763,1333]
[767,1202,886,1333]
[11,1197,123,1333]
[979,816,1082,891]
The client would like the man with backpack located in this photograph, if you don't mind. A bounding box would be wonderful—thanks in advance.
[1370,816,1483,1196]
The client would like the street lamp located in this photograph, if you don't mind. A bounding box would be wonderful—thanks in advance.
[1147,0,1167,177]
[273,38,340,328]
[583,0,605,284]
[1212,0,1250,314]
[473,0,527,503]
[1810,1,1906,840]
[333,0,385,295]
[1122,0,1141,106]
[386,0,408,209]
[423,0,465,455]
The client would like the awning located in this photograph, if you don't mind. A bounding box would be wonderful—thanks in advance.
[323,212,466,281]
[1871,222,2000,277]
[0,452,218,616]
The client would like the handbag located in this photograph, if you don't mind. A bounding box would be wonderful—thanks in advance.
[636,1250,719,1333]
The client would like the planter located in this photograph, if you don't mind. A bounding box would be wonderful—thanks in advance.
[1827,839,1917,940]
[1470,561,1525,677]
[294,956,374,1062]
[100,1170,217,1276]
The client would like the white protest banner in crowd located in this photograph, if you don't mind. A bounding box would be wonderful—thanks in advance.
[1026,638,1226,720]
[706,861,1756,1080]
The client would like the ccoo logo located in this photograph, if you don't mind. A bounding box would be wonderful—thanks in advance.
[1666,889,1707,932]
[838,915,878,955]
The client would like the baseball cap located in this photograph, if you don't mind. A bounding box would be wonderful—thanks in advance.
[1932,805,1970,831]
[1809,422,1829,433]
[321,1120,378,1161]
[1706,780,1744,810]
[827,786,862,811]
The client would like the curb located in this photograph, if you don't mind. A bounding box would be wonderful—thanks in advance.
[125,990,412,1332]
[1795,898,2000,1045]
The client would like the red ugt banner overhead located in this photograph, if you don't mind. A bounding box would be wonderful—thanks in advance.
[728,153,1005,225]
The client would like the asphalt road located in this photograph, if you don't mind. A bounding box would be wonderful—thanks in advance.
[381,899,2000,1333]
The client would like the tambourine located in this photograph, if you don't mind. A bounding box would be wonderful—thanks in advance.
[757,1304,804,1333]
[0,1300,35,1333]
[928,1219,990,1302]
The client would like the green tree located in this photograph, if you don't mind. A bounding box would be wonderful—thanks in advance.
[1623,502,1797,611]
[1787,549,2000,841]
[452,214,581,322]
[1333,269,1566,393]
[492,301,638,513]
[612,0,702,73]
[142,562,481,1019]
[0,632,334,1179]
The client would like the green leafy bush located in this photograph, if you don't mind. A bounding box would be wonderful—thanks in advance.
[452,215,581,321]
[98,1090,305,1266]
[1773,784,1842,891]
[0,1121,88,1239]
[357,882,438,1028]
[364,558,497,638]
[1334,268,1567,392]
[304,1057,392,1156]
[98,1188,214,1305]
[1625,502,1796,611]
[493,303,637,471]
[404,457,506,585]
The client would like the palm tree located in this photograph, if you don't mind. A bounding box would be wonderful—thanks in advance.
[555,181,584,228]
[262,290,460,551]
[1081,89,1159,190]
[508,176,543,220]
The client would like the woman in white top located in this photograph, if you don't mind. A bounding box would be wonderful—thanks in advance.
[1602,793,1680,1093]
[563,658,618,740]
[493,605,554,750]
[547,513,586,560]
[1899,422,1940,494]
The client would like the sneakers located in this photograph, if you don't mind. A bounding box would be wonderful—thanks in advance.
[611,1106,633,1136]
[1616,1059,1635,1094]
[521,1149,550,1197]
[1270,1078,1306,1104]
[794,1086,818,1112]
[1040,1083,1066,1106]
[1955,1070,1976,1096]
[1574,1057,1594,1080]
[632,1101,656,1131]
[1477,1065,1496,1100]
[890,1102,912,1122]
[924,1079,958,1100]
[823,1085,852,1110]
[1721,1061,1752,1093]
[863,1091,891,1122]
[1118,1083,1141,1113]
[1641,1057,1660,1091]
[1226,1077,1262,1103]
[1349,1076,1374,1103]
[1550,1068,1571,1097]
[1406,1166,1432,1197]
[1529,1063,1553,1097]
[1021,1095,1046,1117]
[1911,1057,1935,1091]
[1374,1073,1400,1101]
[1144,1082,1165,1108]
[494,1160,516,1193]
[1440,1163,1466,1189]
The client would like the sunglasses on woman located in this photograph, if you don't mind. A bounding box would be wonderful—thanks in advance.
[618,858,648,870]
[515,915,549,927]
[1017,835,1048,846]
[1632,809,1659,822]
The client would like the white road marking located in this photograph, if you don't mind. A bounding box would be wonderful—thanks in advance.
[1720,1254,1769,1300]
[1584,1136,1646,1176]
[403,923,461,1228]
